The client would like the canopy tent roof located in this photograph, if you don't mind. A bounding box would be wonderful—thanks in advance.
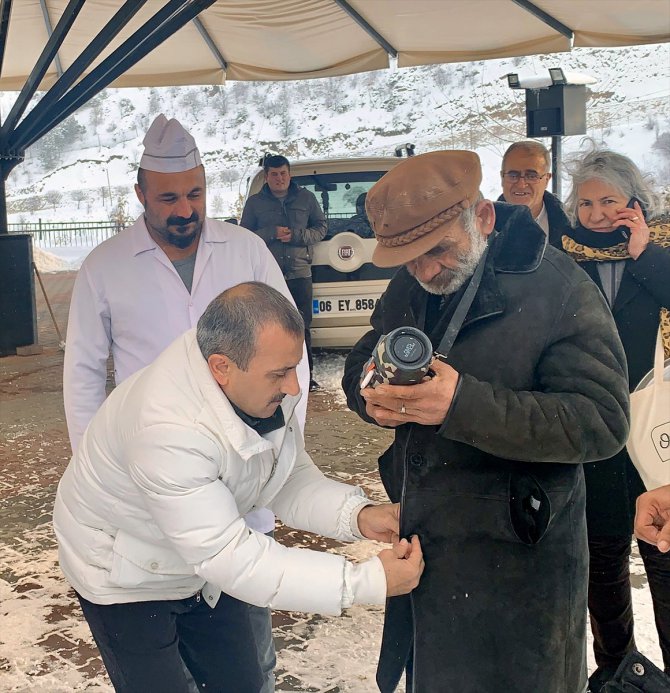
[0,0,669,89]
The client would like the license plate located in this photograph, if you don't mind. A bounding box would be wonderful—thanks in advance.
[312,296,379,315]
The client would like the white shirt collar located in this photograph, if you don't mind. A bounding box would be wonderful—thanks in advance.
[534,203,549,235]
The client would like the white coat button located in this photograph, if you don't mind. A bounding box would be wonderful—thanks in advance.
[150,561,159,570]
[208,595,213,601]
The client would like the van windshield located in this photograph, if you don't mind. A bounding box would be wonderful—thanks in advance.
[292,171,386,239]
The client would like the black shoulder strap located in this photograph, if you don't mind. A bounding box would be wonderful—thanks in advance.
[435,238,492,358]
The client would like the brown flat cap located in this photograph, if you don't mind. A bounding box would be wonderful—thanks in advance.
[366,150,482,267]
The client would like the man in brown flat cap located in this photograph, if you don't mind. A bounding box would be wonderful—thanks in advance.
[342,150,630,693]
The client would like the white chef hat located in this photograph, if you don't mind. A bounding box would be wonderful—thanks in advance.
[139,114,202,173]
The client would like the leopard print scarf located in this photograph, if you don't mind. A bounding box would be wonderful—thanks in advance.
[562,222,670,359]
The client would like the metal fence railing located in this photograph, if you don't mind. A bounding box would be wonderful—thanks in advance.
[8,220,127,248]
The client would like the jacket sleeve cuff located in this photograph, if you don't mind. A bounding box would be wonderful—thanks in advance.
[349,500,377,540]
[437,372,463,437]
[341,556,386,609]
[338,492,372,541]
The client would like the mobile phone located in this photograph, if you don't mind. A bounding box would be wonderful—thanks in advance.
[616,197,642,240]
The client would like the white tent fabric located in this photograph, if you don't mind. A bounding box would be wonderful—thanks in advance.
[0,0,668,88]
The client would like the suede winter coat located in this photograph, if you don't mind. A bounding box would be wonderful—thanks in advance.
[240,181,327,280]
[342,204,630,693]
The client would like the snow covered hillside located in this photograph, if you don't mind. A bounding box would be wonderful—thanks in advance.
[2,43,669,225]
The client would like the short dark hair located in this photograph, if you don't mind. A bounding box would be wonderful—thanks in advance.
[196,282,304,370]
[263,155,290,174]
[137,168,147,193]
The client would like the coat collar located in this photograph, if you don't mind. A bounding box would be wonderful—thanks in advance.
[400,202,547,330]
[128,216,231,257]
[579,256,640,315]
[490,202,547,273]
[260,180,301,200]
[496,191,569,250]
[127,217,235,295]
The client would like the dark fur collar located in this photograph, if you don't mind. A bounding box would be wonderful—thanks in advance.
[491,202,547,273]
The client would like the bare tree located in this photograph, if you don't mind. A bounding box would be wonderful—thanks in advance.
[110,197,132,231]
[71,189,87,209]
[26,196,41,214]
[148,88,161,114]
[45,190,62,211]
[211,193,224,216]
[653,132,670,159]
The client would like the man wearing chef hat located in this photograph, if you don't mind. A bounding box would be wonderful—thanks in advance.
[63,114,310,691]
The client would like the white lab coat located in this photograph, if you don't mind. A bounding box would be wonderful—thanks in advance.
[63,215,309,532]
[54,330,385,614]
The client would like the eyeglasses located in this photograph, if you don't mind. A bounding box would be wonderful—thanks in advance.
[501,170,549,183]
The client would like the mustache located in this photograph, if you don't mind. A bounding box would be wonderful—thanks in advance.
[167,212,199,227]
[271,394,286,404]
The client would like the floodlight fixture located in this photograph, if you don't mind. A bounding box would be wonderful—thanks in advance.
[549,67,567,85]
[504,68,596,90]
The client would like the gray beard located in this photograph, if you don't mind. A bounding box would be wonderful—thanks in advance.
[416,231,488,296]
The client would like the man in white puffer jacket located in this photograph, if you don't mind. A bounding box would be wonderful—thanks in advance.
[54,282,423,693]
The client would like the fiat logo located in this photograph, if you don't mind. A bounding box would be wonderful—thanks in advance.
[338,245,354,260]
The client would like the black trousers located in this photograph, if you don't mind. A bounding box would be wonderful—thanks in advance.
[285,276,314,378]
[77,591,263,693]
[588,534,670,674]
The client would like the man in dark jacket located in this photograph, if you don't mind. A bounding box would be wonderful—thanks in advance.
[499,139,572,249]
[241,155,327,391]
[342,150,630,692]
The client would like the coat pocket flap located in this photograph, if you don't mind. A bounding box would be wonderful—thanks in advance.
[112,530,194,576]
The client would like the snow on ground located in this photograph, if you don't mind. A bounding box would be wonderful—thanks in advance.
[313,352,349,407]
[33,244,93,271]
[0,355,665,691]
[32,246,76,273]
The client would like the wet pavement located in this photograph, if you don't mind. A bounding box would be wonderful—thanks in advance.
[0,271,395,692]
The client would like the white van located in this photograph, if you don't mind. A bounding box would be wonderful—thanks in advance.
[244,156,403,348]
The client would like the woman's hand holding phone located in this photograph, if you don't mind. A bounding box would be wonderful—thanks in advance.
[617,198,650,260]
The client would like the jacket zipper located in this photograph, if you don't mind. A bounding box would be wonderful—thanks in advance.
[280,198,288,275]
[256,398,298,499]
[267,454,278,484]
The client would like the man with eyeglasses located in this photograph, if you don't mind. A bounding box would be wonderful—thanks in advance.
[499,140,571,249]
